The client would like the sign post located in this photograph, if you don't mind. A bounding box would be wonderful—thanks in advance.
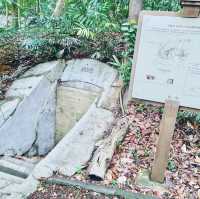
[129,5,200,183]
[181,0,200,17]
[150,100,179,183]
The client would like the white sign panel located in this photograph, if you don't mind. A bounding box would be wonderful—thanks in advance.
[132,13,200,109]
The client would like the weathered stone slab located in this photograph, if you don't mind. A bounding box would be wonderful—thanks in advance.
[0,156,36,178]
[61,59,118,91]
[6,76,43,98]
[136,170,168,194]
[0,172,24,189]
[0,60,66,156]
[36,83,56,155]
[97,79,123,110]
[56,86,99,142]
[33,104,114,179]
[61,81,102,93]
[22,60,65,82]
[0,98,21,127]
[0,77,52,156]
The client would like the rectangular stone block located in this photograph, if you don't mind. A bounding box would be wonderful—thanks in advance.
[56,86,99,143]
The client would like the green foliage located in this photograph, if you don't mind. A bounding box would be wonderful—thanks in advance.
[144,0,181,11]
[177,111,200,125]
[111,179,118,186]
[110,21,136,85]
[110,0,181,86]
[75,165,85,175]
[0,0,182,80]
[167,159,177,172]
[0,0,129,67]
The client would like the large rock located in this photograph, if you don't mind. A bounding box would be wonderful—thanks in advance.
[0,98,21,127]
[35,83,56,155]
[61,59,118,91]
[6,76,44,98]
[56,59,118,141]
[2,59,121,198]
[0,77,52,156]
[0,60,65,156]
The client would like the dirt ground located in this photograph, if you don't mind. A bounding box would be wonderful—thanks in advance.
[102,103,200,199]
[27,183,122,199]
[28,102,200,199]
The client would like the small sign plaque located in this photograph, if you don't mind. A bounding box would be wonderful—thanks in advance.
[129,11,200,110]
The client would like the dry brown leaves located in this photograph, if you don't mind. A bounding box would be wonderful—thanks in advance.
[103,103,200,199]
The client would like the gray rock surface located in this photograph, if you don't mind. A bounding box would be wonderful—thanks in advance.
[36,83,56,155]
[22,60,65,82]
[0,156,36,178]
[61,59,118,91]
[0,77,52,156]
[33,103,114,178]
[0,60,65,156]
[0,98,21,127]
[0,59,121,199]
[0,172,24,189]
[0,156,38,199]
[6,76,44,98]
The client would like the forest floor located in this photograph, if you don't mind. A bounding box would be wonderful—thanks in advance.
[28,183,120,199]
[28,102,200,199]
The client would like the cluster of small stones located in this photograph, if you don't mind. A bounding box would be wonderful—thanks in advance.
[0,60,65,156]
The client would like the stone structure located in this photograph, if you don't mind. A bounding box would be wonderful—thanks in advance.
[0,61,65,156]
[0,58,123,199]
[56,59,118,142]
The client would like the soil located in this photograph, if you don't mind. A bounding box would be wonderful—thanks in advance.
[27,182,121,199]
[28,102,200,199]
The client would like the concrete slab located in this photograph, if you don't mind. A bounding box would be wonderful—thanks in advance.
[0,172,24,189]
[135,170,168,195]
[0,156,36,178]
[56,86,99,142]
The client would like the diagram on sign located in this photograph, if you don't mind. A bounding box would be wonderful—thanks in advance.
[158,39,190,62]
[145,39,192,86]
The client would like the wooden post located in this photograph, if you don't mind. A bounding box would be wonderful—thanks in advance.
[150,100,179,183]
[128,0,144,22]
[181,0,200,17]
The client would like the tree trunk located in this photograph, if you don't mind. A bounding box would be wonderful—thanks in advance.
[88,118,129,181]
[128,0,144,22]
[12,0,19,28]
[53,0,65,17]
[36,0,41,14]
